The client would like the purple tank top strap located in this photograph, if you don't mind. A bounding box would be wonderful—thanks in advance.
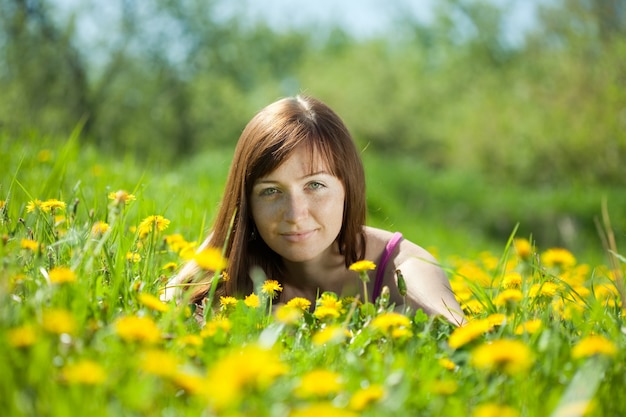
[372,232,403,301]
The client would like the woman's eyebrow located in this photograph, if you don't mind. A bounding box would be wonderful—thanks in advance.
[255,170,332,185]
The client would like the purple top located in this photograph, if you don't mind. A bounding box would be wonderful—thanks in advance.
[372,232,403,301]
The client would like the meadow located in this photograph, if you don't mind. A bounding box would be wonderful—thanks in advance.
[1,132,624,417]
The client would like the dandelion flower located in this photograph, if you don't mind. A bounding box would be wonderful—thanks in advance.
[296,369,343,397]
[513,238,533,260]
[42,309,77,335]
[108,190,136,204]
[126,252,141,263]
[115,315,161,344]
[349,260,376,272]
[430,379,459,395]
[91,221,109,236]
[162,261,178,271]
[137,215,170,238]
[438,357,457,371]
[201,317,232,338]
[349,385,385,411]
[8,325,38,348]
[219,296,238,311]
[139,349,179,377]
[48,266,77,284]
[501,272,522,289]
[317,292,342,310]
[290,403,359,417]
[261,279,283,298]
[138,293,170,312]
[571,335,617,359]
[470,339,534,375]
[26,199,46,213]
[314,306,341,320]
[164,233,189,253]
[61,360,106,385]
[473,403,519,417]
[286,297,312,311]
[193,247,228,271]
[244,293,260,308]
[515,319,542,335]
[20,239,41,251]
[529,281,560,298]
[494,288,524,306]
[448,319,492,349]
[275,305,304,324]
[312,325,348,346]
[371,312,411,333]
[541,248,576,269]
[41,199,66,212]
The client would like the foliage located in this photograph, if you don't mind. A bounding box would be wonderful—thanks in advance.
[1,132,625,417]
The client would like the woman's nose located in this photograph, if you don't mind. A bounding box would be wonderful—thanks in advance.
[283,193,307,222]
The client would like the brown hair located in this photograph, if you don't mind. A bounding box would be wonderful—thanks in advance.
[185,95,366,302]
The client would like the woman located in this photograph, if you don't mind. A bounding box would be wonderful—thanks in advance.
[165,95,464,325]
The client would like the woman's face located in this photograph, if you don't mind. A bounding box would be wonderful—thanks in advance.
[250,145,345,264]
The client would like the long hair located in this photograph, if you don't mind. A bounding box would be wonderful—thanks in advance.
[185,95,366,303]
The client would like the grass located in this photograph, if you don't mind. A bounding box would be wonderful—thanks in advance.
[1,132,625,416]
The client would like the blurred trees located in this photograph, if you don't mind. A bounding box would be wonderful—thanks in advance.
[1,0,624,185]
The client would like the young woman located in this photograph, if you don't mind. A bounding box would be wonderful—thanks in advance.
[165,95,464,325]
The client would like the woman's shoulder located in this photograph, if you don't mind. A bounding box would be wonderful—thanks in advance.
[363,226,436,264]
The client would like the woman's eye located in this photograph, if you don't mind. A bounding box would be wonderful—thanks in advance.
[260,187,279,196]
[308,181,325,190]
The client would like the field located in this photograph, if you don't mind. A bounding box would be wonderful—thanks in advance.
[1,133,624,416]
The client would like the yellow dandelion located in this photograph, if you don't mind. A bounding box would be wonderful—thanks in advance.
[219,296,238,311]
[286,297,312,311]
[20,239,41,251]
[115,315,161,344]
[91,221,109,236]
[275,305,304,324]
[349,260,376,272]
[48,267,77,284]
[8,325,38,348]
[162,261,178,271]
[139,349,179,377]
[501,272,522,289]
[37,149,52,162]
[541,248,576,269]
[261,279,283,297]
[138,293,170,312]
[244,293,260,308]
[448,319,493,349]
[108,190,136,204]
[494,288,524,306]
[571,335,617,359]
[26,199,46,213]
[41,199,66,212]
[314,305,341,320]
[461,298,486,316]
[317,292,343,310]
[164,233,188,253]
[529,281,560,298]
[438,357,457,370]
[42,309,77,335]
[0,200,5,210]
[515,319,543,335]
[204,345,288,409]
[61,360,106,385]
[349,385,385,411]
[371,312,411,333]
[171,372,208,395]
[126,252,141,263]
[290,403,358,417]
[473,403,520,417]
[430,379,459,395]
[137,215,170,238]
[296,369,343,397]
[513,238,533,260]
[391,327,413,339]
[486,313,506,327]
[201,317,232,338]
[471,339,534,375]
[193,247,228,271]
[177,334,203,347]
[312,325,348,346]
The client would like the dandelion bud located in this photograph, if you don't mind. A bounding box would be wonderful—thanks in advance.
[396,269,407,297]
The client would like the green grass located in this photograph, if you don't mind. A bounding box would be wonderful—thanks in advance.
[1,132,625,416]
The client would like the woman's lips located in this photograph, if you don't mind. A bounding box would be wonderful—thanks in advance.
[281,230,315,243]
